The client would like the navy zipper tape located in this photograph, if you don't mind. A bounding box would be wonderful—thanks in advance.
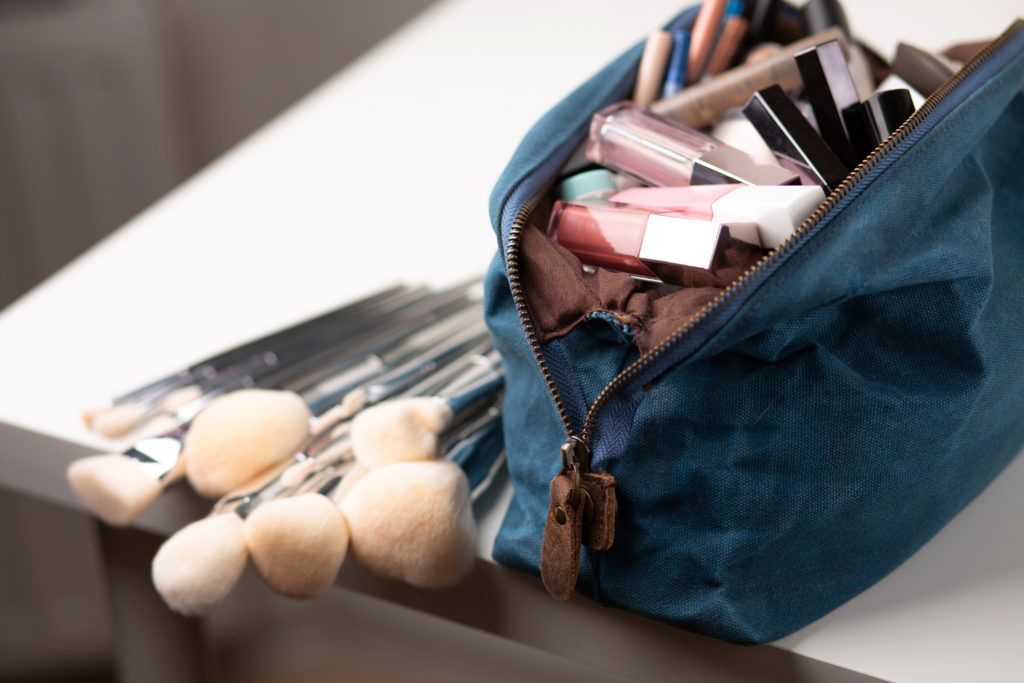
[541,339,591,438]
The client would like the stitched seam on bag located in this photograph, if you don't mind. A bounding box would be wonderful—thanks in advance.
[739,59,1021,323]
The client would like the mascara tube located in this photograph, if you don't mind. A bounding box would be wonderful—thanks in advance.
[587,102,798,187]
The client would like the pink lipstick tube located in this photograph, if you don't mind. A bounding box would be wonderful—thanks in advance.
[608,183,825,248]
[547,200,753,283]
[586,102,799,187]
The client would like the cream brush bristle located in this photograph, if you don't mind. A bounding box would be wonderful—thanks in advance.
[256,407,502,595]
[151,513,249,616]
[349,350,503,469]
[153,426,358,609]
[243,492,350,599]
[89,403,151,439]
[339,459,476,588]
[67,426,190,526]
[183,389,313,498]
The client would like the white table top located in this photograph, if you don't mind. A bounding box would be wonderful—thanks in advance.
[1,1,1021,681]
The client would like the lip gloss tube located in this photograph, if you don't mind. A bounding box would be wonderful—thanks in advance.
[587,102,799,188]
[609,183,825,248]
[547,200,750,283]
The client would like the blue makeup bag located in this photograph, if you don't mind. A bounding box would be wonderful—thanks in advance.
[482,13,1024,644]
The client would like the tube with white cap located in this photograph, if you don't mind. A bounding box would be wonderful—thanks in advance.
[610,183,825,248]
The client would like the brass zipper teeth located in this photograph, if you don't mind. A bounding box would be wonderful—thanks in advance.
[505,194,579,437]
[505,19,1022,451]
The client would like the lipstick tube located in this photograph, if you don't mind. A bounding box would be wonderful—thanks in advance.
[609,183,825,248]
[794,39,860,168]
[587,102,798,188]
[547,200,754,284]
[742,84,849,191]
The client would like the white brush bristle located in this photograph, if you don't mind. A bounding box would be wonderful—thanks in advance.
[339,460,475,588]
[184,389,312,498]
[244,493,349,599]
[151,513,248,616]
[91,403,148,438]
[67,454,164,526]
[350,397,453,469]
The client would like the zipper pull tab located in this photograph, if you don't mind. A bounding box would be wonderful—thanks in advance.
[540,462,584,601]
[540,440,618,601]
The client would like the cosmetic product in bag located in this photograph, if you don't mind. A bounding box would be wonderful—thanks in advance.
[704,0,749,76]
[547,200,762,286]
[742,84,850,190]
[609,183,825,248]
[661,30,691,99]
[587,101,799,187]
[633,30,674,108]
[555,169,618,203]
[651,26,849,129]
[842,89,917,159]
[794,39,861,168]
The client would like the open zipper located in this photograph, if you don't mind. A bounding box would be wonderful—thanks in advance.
[502,19,1024,596]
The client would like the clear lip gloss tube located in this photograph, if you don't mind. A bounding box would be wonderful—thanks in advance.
[586,102,799,187]
[546,200,758,284]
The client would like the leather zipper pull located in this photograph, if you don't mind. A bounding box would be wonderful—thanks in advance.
[540,439,618,601]
[580,470,617,551]
[540,466,584,601]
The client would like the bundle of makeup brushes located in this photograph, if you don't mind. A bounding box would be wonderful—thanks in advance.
[68,281,506,615]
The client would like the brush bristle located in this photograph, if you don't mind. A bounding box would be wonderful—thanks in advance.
[350,397,453,469]
[91,403,148,438]
[311,403,351,432]
[244,493,349,599]
[338,389,366,418]
[339,460,475,588]
[329,463,368,504]
[67,454,164,526]
[151,513,248,616]
[184,389,312,498]
[81,404,106,429]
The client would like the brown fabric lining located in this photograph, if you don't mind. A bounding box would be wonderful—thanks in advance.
[519,198,765,354]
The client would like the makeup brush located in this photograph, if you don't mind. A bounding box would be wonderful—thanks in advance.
[151,511,249,617]
[85,283,412,437]
[150,418,356,615]
[182,389,314,498]
[69,291,483,524]
[150,323,493,611]
[244,399,504,599]
[180,304,489,499]
[337,409,505,589]
[349,349,504,469]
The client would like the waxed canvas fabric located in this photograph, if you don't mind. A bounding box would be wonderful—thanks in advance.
[484,24,1024,644]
